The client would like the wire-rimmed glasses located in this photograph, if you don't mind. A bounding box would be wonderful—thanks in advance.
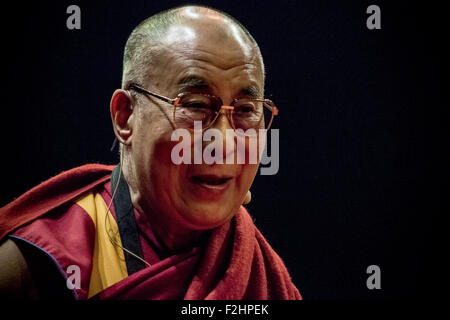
[127,83,278,131]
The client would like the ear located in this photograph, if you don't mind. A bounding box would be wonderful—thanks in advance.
[110,89,134,146]
[242,190,251,205]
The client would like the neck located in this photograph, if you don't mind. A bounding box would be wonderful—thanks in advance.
[138,209,204,251]
[120,160,204,252]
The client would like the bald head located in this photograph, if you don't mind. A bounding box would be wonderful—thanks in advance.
[121,5,264,90]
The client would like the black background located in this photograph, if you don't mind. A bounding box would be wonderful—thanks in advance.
[2,0,447,300]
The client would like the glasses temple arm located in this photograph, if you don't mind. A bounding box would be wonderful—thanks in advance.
[128,84,175,104]
[262,100,278,116]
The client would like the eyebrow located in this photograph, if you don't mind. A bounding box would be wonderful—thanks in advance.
[177,76,211,93]
[240,84,261,98]
[177,75,262,98]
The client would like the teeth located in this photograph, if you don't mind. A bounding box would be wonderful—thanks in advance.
[193,176,229,185]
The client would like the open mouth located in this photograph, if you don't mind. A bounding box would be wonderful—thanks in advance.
[191,175,232,187]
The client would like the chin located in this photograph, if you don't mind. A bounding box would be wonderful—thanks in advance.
[181,202,238,230]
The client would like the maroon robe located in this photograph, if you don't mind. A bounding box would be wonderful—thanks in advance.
[0,164,301,299]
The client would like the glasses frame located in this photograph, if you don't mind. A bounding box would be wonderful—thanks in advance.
[127,83,279,131]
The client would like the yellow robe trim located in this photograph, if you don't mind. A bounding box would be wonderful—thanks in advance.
[76,192,128,298]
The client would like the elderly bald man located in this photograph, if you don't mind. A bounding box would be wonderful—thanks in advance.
[0,5,301,300]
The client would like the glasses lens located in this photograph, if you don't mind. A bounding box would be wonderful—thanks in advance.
[233,99,274,130]
[174,94,219,129]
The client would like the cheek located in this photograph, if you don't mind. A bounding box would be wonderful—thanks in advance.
[237,164,259,192]
[133,112,174,168]
[133,113,181,195]
[152,138,177,164]
[150,139,184,189]
[237,138,260,187]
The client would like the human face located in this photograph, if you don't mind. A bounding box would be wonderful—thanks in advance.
[127,17,264,232]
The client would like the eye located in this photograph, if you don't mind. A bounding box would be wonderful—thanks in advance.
[236,105,255,113]
[180,95,212,110]
[234,100,258,114]
[184,101,210,109]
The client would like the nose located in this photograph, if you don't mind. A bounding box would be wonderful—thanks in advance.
[213,110,233,133]
[204,110,235,162]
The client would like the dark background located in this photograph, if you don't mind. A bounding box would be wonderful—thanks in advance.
[2,0,447,299]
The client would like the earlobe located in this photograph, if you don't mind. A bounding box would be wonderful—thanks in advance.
[243,190,251,205]
[110,89,134,146]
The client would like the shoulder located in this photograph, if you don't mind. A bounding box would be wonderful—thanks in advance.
[0,238,38,299]
[0,163,115,240]
[0,236,78,299]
